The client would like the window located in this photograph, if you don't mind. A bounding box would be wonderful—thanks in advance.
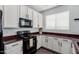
[46,14,55,29]
[45,11,69,30]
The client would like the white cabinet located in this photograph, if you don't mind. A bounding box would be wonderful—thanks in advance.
[20,5,28,18]
[38,13,43,28]
[37,35,42,49]
[57,38,72,54]
[51,37,60,52]
[28,7,33,20]
[33,10,39,28]
[47,37,53,50]
[41,35,73,54]
[42,36,53,49]
[42,36,60,52]
[5,40,23,54]
[42,36,48,48]
[61,39,72,54]
[42,36,52,49]
[20,6,33,20]
[33,11,43,28]
[3,5,19,28]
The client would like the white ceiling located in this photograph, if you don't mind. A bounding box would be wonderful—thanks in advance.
[28,5,58,12]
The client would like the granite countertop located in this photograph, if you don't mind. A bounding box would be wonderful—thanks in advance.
[31,33,79,54]
[3,39,22,45]
[3,32,79,54]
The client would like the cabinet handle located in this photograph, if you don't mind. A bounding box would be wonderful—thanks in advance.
[45,39,48,43]
[12,43,19,47]
[58,42,61,47]
[47,39,48,43]
[60,42,62,47]
[71,43,73,48]
[45,39,47,42]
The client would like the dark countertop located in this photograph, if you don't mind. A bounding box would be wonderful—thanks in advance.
[3,39,22,45]
[31,32,79,54]
[3,31,79,54]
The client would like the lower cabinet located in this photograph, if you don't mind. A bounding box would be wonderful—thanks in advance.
[5,40,23,54]
[57,38,72,54]
[37,35,74,54]
[42,36,61,53]
[47,37,55,50]
[42,36,48,48]
[52,37,61,53]
[37,35,43,49]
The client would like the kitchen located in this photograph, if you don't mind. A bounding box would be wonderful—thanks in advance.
[0,5,79,54]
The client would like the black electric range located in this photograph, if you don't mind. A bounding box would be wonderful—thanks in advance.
[17,31,37,54]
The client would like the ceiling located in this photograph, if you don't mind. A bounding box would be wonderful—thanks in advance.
[28,5,58,12]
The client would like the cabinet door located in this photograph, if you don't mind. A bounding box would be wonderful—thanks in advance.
[28,7,33,20]
[33,10,39,28]
[38,13,43,28]
[3,5,19,28]
[52,37,60,52]
[20,5,28,18]
[5,41,22,54]
[42,36,48,48]
[61,39,72,54]
[37,36,42,49]
[47,37,53,50]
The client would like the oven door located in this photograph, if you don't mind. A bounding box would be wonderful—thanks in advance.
[23,37,37,54]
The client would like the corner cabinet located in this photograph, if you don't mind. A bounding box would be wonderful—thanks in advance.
[33,10,43,28]
[3,5,19,28]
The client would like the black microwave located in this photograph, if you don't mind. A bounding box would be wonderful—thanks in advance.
[19,18,32,28]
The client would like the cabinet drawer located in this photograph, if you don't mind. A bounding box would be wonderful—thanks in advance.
[5,41,23,54]
[5,48,22,54]
[5,41,22,50]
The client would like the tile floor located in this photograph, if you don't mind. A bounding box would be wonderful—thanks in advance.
[36,48,54,54]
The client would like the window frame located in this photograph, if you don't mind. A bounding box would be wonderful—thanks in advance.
[45,11,70,30]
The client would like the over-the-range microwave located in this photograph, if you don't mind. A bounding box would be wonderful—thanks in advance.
[19,18,32,28]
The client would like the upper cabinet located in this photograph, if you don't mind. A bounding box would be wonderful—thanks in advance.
[20,5,28,19]
[33,10,43,28]
[28,7,33,20]
[20,6,33,20]
[3,5,19,28]
[38,13,43,28]
[33,10,39,28]
[2,5,43,28]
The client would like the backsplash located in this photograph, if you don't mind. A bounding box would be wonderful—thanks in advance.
[3,28,38,36]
